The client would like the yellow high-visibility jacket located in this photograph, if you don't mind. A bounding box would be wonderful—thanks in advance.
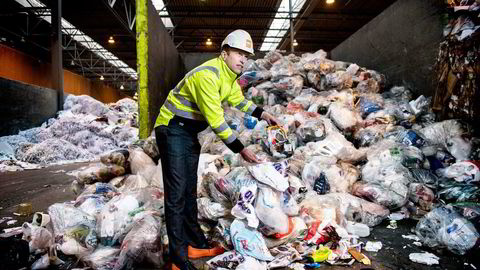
[155,56,263,153]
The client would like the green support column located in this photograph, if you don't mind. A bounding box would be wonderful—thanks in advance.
[136,0,149,139]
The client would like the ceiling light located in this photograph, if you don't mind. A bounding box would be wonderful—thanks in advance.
[100,75,104,80]
[120,84,124,90]
[108,36,115,44]
[293,39,298,46]
[70,60,75,66]
[326,0,335,4]
[206,38,212,46]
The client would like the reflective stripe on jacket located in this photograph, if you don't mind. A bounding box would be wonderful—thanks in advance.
[155,56,257,145]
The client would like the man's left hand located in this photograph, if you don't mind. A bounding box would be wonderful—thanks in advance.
[261,112,280,126]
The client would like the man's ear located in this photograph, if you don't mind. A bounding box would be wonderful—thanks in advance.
[221,50,227,60]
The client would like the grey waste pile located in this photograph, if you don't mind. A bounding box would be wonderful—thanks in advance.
[0,95,138,172]
[11,49,480,269]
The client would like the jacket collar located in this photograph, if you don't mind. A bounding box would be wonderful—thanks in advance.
[217,56,239,81]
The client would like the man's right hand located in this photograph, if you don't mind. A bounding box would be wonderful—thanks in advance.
[240,148,262,163]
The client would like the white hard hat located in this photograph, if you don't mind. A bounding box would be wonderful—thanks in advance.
[221,29,254,55]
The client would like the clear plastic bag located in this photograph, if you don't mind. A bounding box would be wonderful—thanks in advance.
[97,189,163,246]
[210,218,234,250]
[351,181,408,210]
[100,149,129,168]
[75,163,126,185]
[75,194,108,217]
[295,118,326,145]
[420,119,467,147]
[408,183,435,212]
[328,103,362,131]
[261,126,294,159]
[415,205,479,255]
[437,161,480,183]
[21,223,53,252]
[83,246,120,270]
[114,214,164,270]
[410,168,439,188]
[197,197,230,221]
[128,149,156,175]
[47,203,97,256]
[237,70,272,89]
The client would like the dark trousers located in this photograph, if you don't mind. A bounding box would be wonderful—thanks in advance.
[155,117,209,268]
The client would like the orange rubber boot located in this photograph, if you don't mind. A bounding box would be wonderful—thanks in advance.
[187,245,225,259]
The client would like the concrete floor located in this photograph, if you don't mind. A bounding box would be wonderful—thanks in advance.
[0,162,478,270]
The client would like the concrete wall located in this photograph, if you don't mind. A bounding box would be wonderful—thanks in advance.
[181,53,218,72]
[146,0,185,133]
[0,77,57,136]
[330,0,444,97]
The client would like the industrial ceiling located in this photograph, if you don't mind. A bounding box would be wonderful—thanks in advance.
[0,0,396,94]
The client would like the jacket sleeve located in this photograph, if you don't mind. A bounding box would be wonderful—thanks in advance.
[193,72,245,153]
[227,80,264,119]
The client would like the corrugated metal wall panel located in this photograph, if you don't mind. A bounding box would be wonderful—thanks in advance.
[0,44,125,103]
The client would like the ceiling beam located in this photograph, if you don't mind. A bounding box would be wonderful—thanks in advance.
[278,0,320,51]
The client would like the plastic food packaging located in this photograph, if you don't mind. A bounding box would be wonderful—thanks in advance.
[261,126,294,159]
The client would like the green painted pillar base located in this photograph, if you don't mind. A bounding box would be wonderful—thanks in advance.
[136,0,149,139]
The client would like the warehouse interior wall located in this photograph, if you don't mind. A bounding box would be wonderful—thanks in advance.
[0,44,126,103]
[0,44,127,136]
[0,76,57,136]
[145,0,185,134]
[181,53,218,72]
[330,0,444,97]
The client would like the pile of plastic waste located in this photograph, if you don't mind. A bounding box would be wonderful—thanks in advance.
[0,95,138,172]
[9,48,480,269]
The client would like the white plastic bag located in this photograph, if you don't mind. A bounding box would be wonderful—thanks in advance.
[230,219,274,261]
[255,186,289,236]
[248,161,290,192]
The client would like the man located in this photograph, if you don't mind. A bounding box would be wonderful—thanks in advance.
[155,29,278,270]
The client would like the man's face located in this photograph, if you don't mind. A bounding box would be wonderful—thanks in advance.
[222,48,249,75]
